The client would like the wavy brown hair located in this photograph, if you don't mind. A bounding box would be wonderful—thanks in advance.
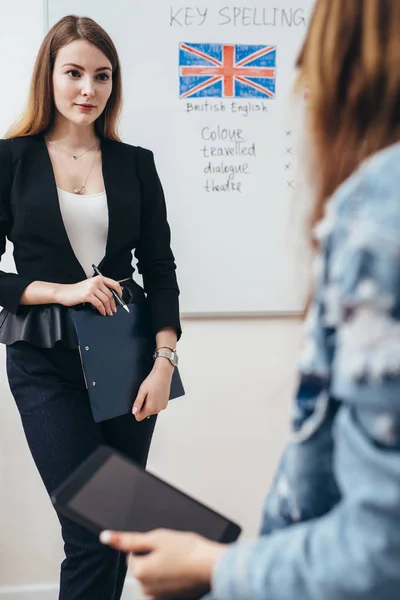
[297,0,400,230]
[5,15,122,140]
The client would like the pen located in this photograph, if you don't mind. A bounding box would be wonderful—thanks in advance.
[92,264,130,313]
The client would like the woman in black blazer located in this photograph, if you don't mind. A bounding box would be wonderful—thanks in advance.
[0,15,181,600]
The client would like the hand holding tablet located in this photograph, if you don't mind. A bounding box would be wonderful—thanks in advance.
[51,445,241,544]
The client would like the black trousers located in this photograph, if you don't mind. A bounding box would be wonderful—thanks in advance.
[6,341,157,600]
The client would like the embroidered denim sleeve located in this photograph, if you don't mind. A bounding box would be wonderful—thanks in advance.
[212,408,400,600]
[210,144,400,600]
[331,173,400,412]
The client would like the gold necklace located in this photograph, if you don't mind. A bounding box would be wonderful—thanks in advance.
[73,141,99,194]
[47,137,99,160]
[52,140,100,194]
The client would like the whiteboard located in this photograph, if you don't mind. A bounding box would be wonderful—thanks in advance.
[47,0,315,316]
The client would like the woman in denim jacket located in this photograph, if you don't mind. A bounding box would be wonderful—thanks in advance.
[101,1,400,598]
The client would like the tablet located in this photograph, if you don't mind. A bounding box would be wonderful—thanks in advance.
[51,445,241,544]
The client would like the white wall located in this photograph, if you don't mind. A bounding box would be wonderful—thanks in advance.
[0,1,304,597]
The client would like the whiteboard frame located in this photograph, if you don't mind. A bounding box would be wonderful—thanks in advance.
[43,0,304,320]
[180,311,302,320]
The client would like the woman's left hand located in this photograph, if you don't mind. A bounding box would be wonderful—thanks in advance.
[132,359,174,421]
[100,528,227,598]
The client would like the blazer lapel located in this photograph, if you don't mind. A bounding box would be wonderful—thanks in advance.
[98,137,117,269]
[35,135,88,281]
[100,138,140,274]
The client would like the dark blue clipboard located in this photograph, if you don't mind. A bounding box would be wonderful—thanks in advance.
[71,303,185,423]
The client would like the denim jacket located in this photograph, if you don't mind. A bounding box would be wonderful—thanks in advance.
[210,142,400,600]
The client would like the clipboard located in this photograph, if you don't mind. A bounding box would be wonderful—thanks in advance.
[71,302,185,423]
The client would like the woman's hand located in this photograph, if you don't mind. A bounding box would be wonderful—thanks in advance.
[54,276,123,316]
[100,528,227,599]
[132,359,174,421]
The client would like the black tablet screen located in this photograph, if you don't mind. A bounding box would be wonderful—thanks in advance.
[68,454,230,541]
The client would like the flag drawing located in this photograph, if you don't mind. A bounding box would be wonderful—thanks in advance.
[179,43,277,99]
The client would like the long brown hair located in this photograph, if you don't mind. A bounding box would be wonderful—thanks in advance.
[297,0,400,230]
[5,15,122,140]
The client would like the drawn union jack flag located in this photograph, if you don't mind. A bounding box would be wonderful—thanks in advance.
[179,43,277,99]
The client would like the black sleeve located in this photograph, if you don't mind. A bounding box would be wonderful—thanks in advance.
[0,140,34,313]
[134,147,182,340]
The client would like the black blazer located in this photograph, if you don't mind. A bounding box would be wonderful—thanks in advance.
[0,134,181,339]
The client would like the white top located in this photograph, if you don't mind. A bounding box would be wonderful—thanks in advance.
[57,188,109,278]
